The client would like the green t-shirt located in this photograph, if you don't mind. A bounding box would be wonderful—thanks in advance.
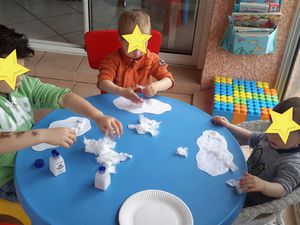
[0,75,71,187]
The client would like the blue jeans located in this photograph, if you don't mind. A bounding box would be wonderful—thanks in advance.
[0,179,18,202]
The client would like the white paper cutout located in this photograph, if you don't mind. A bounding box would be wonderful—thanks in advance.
[226,179,244,194]
[84,137,132,173]
[175,147,188,157]
[113,96,172,114]
[32,117,91,151]
[128,115,160,136]
[196,130,238,176]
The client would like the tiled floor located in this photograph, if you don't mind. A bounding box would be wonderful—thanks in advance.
[25,51,297,225]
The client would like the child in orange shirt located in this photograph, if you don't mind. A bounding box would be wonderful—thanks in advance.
[97,9,174,104]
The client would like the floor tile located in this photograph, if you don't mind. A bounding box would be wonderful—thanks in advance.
[76,57,98,84]
[170,81,201,95]
[45,35,69,43]
[35,52,83,81]
[159,92,192,105]
[14,0,54,7]
[23,1,76,19]
[25,51,46,66]
[42,13,83,35]
[38,78,75,89]
[24,51,46,76]
[167,65,201,94]
[192,89,213,114]
[0,0,18,9]
[169,65,200,84]
[0,6,36,25]
[63,31,85,46]
[65,1,83,13]
[10,20,57,39]
[72,82,100,98]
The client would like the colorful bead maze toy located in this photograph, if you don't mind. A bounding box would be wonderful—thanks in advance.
[212,76,279,124]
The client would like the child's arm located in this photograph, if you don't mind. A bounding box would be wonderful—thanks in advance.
[239,172,286,198]
[0,92,123,153]
[0,128,76,153]
[143,77,173,97]
[99,80,143,104]
[59,92,122,138]
[212,116,252,145]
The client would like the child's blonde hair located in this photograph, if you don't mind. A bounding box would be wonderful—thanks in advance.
[118,9,151,36]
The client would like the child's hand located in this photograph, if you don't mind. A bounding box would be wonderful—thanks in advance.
[239,172,266,192]
[143,84,157,97]
[42,127,76,148]
[121,88,143,103]
[93,114,123,139]
[211,116,230,127]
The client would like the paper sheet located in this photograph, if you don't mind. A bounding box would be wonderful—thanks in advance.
[196,130,238,176]
[226,179,244,194]
[128,115,161,136]
[32,117,91,151]
[84,137,132,173]
[113,96,172,114]
[175,147,188,157]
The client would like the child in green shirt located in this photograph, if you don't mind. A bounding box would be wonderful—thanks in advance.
[0,24,123,202]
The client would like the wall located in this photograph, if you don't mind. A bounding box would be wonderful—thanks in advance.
[200,0,298,89]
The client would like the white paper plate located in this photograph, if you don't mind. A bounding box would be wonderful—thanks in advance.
[119,190,194,225]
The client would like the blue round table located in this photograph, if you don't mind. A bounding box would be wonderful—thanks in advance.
[15,94,246,225]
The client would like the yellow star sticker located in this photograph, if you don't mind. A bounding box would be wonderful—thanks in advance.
[265,107,300,144]
[0,50,29,90]
[122,25,152,53]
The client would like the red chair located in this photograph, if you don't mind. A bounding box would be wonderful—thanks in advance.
[84,30,162,70]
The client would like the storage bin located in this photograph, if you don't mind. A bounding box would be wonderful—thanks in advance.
[221,24,277,55]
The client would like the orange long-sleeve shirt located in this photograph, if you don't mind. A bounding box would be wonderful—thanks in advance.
[97,49,174,90]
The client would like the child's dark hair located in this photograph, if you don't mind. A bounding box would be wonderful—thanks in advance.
[273,97,300,126]
[0,24,34,58]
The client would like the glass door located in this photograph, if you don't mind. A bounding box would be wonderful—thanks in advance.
[90,0,202,65]
[0,0,204,65]
[0,0,88,54]
[0,0,86,44]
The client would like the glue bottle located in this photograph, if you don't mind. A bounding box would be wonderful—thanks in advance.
[49,149,66,176]
[95,166,111,191]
